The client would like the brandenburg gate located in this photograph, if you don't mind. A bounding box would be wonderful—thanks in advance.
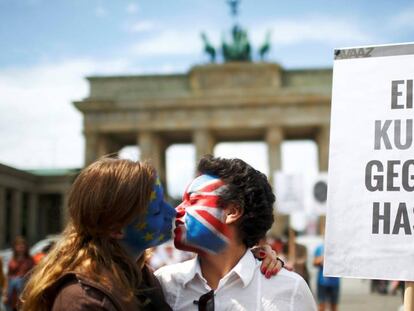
[75,2,332,192]
[74,62,332,190]
[0,2,333,248]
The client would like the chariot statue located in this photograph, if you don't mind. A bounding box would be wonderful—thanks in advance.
[201,0,271,63]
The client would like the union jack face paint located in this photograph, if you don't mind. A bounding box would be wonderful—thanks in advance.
[174,174,232,254]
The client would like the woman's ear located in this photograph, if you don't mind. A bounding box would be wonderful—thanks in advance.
[110,230,125,239]
[225,203,244,224]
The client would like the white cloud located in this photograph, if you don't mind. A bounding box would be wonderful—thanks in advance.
[129,20,156,33]
[249,16,376,47]
[131,30,204,56]
[129,15,374,58]
[126,3,139,14]
[95,6,108,18]
[0,58,316,196]
[0,58,133,169]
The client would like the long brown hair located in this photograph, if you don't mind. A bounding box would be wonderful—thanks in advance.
[21,158,156,311]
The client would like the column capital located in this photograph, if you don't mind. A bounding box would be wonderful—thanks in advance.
[266,127,284,182]
[27,193,38,244]
[11,189,23,239]
[316,125,330,171]
[137,131,168,194]
[316,125,330,140]
[61,191,70,229]
[266,127,284,144]
[193,129,216,162]
[84,132,99,166]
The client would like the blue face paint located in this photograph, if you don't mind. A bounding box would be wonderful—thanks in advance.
[121,177,176,260]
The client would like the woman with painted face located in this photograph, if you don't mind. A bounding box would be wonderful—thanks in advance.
[20,158,175,311]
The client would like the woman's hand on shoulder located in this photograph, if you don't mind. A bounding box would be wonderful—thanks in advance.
[251,245,289,279]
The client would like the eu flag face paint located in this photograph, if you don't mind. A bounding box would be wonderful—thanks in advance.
[174,174,232,254]
[121,177,176,260]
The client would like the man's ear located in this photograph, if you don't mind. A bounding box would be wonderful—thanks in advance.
[225,203,244,224]
[110,229,125,239]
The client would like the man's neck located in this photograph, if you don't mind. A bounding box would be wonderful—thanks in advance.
[198,242,247,290]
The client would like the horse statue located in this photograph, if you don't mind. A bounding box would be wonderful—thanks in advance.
[259,30,272,61]
[201,32,216,63]
[222,25,251,62]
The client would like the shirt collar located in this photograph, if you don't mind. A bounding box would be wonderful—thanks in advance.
[181,250,257,288]
[181,256,203,287]
[231,250,256,288]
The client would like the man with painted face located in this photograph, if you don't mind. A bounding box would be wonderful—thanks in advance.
[155,155,317,310]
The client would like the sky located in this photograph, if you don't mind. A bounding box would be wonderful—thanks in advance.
[0,0,414,197]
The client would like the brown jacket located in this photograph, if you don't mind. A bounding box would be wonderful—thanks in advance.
[47,266,172,311]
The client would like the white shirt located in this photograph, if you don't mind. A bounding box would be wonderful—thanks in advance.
[155,250,317,311]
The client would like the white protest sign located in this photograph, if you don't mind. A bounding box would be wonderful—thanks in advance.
[308,173,328,216]
[274,171,305,214]
[325,43,414,281]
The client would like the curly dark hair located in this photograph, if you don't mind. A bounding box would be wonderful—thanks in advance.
[197,154,275,247]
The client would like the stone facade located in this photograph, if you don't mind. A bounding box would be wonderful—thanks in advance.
[0,164,77,247]
[75,62,332,187]
[74,62,332,237]
[0,62,332,247]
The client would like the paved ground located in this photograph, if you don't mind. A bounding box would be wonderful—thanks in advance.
[299,236,403,311]
[310,278,402,311]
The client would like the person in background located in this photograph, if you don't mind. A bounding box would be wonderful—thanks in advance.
[2,236,34,311]
[33,241,56,265]
[313,243,340,311]
[283,236,310,286]
[268,235,285,254]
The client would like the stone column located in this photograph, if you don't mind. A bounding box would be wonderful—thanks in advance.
[0,186,6,248]
[316,126,330,234]
[266,127,286,237]
[85,133,120,166]
[266,127,284,183]
[316,125,330,171]
[60,191,70,230]
[193,129,215,162]
[27,193,38,244]
[138,131,167,189]
[11,189,22,239]
[84,132,99,166]
[97,135,119,158]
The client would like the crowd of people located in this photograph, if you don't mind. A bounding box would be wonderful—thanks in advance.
[0,155,334,310]
[1,236,56,311]
[265,230,340,311]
